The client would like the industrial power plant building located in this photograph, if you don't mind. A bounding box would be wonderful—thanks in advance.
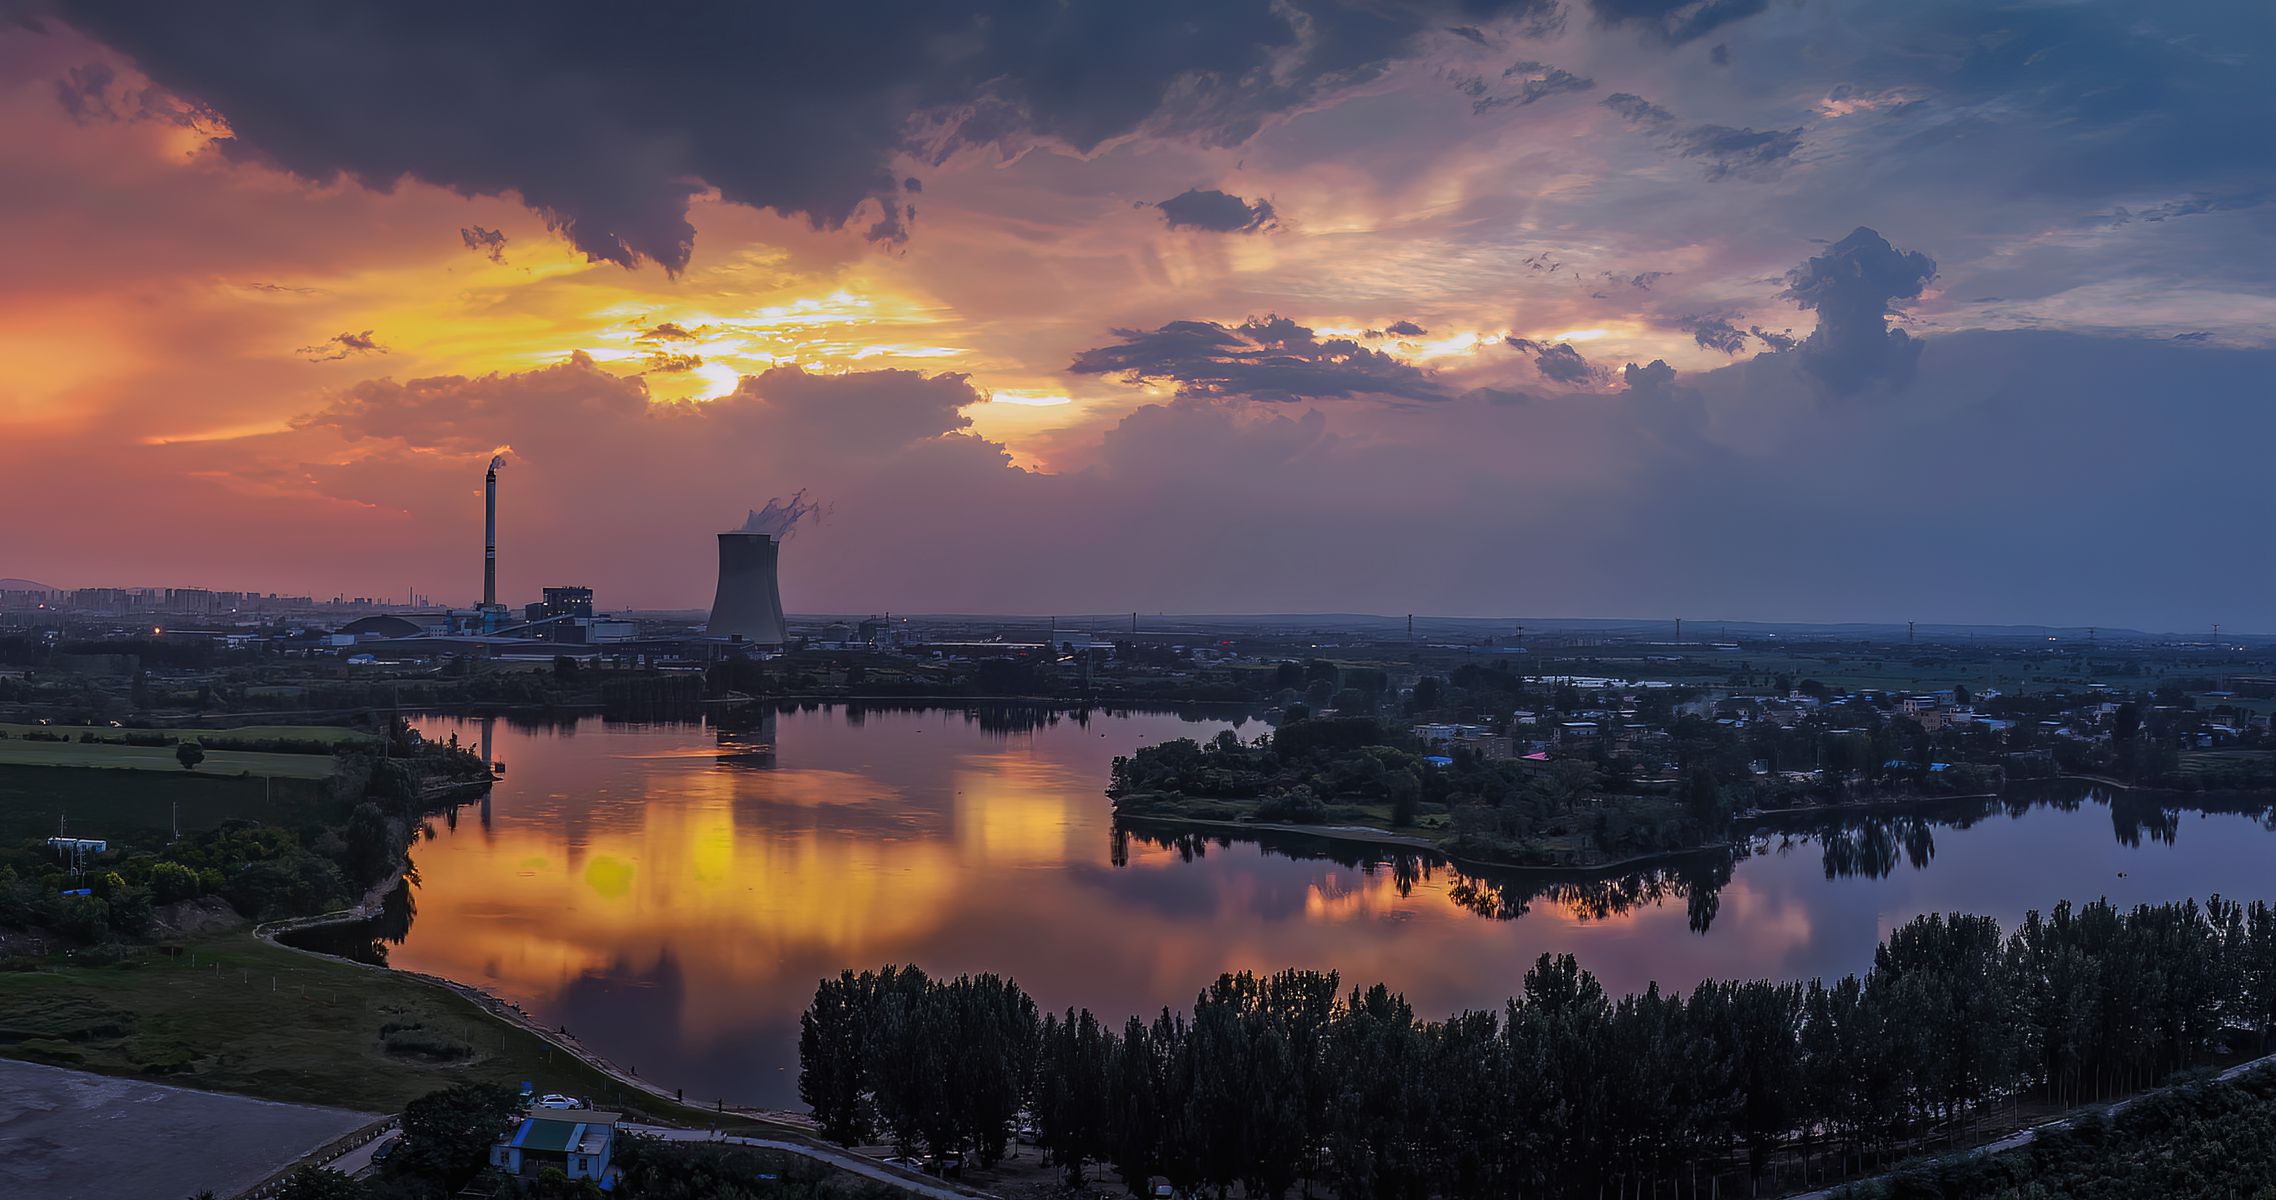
[321,466,804,658]
[708,531,788,645]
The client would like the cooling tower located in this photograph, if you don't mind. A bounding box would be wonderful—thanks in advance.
[709,532,787,644]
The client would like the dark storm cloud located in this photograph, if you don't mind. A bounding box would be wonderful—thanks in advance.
[1783,227,1937,395]
[1683,315,1749,355]
[635,322,695,343]
[1603,93,1800,180]
[1771,4,2276,221]
[1070,315,1444,403]
[40,1,1560,273]
[52,58,204,127]
[1468,60,1595,115]
[1532,342,1595,384]
[1749,325,1798,353]
[296,330,386,362]
[1622,359,1677,396]
[458,225,507,262]
[1155,188,1278,233]
[1586,0,1767,45]
[1384,320,1428,337]
[52,61,117,122]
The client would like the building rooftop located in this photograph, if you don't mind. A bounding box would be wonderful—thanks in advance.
[505,1111,620,1156]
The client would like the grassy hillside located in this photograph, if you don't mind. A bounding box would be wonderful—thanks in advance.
[0,933,760,1128]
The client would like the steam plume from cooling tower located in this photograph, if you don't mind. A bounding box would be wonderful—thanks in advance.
[710,490,819,645]
[735,489,821,538]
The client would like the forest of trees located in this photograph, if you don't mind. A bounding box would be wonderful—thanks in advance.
[1109,717,1714,864]
[1847,1064,2276,1199]
[802,896,2276,1199]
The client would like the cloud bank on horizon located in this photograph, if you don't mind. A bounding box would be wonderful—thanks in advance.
[1,0,2271,629]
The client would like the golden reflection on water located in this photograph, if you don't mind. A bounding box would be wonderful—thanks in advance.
[403,711,1757,1049]
[383,711,2274,1108]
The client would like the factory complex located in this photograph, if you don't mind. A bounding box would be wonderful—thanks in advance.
[3,459,815,668]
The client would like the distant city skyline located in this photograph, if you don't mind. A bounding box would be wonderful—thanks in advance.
[2,3,2270,630]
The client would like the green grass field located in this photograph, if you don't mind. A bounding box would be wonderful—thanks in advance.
[0,934,759,1127]
[0,738,339,778]
[0,763,343,845]
[0,723,376,747]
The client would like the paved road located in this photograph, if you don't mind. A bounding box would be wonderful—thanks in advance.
[321,1126,399,1179]
[0,1058,372,1200]
[623,1124,996,1199]
[1787,1052,2276,1199]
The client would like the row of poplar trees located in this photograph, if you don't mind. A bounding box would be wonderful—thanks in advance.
[800,896,2276,1199]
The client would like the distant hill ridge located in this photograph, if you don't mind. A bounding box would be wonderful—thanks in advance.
[0,579,55,591]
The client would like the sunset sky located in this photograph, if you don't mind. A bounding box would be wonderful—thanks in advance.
[2,1,2270,629]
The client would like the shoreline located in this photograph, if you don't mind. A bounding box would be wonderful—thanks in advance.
[1112,810,1738,879]
[1115,776,2276,882]
[256,855,816,1134]
[252,771,820,1134]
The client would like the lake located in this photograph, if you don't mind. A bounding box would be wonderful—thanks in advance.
[312,708,2276,1110]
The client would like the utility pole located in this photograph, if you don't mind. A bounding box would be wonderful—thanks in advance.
[1908,621,1915,645]
[1674,617,1681,646]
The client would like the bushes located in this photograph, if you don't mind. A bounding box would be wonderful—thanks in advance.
[222,851,349,920]
[1255,789,1327,823]
[148,861,201,904]
[379,1021,473,1061]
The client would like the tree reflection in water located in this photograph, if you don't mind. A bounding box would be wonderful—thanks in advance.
[1115,785,2276,937]
[1806,815,1938,880]
[277,867,419,966]
[1447,854,1738,933]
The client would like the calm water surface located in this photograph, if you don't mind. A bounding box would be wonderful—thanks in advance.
[347,709,2276,1109]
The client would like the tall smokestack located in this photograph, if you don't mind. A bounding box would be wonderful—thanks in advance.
[710,532,787,644]
[483,455,504,610]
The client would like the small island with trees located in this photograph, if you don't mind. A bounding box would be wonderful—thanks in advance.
[1108,650,2276,874]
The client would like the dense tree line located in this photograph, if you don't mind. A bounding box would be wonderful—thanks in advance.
[1851,1063,2276,1199]
[803,897,2276,1198]
[1110,718,1710,863]
[799,965,1037,1164]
